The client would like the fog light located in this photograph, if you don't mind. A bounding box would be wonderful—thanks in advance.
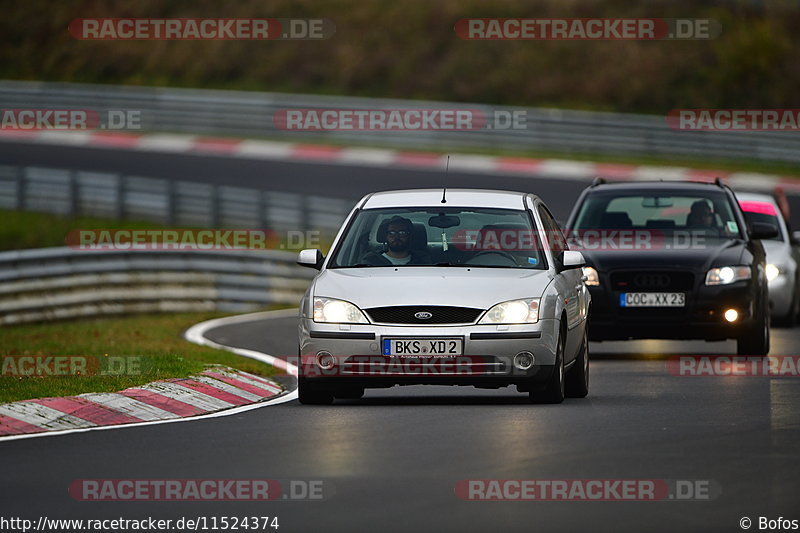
[513,351,535,371]
[315,351,335,370]
[724,309,739,323]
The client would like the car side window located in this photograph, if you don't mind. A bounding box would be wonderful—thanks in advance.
[537,205,567,257]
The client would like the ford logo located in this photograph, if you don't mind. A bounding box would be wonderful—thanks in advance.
[634,274,670,288]
[414,311,433,320]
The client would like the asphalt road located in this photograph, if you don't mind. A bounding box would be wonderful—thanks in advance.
[2,141,800,532]
[1,314,798,533]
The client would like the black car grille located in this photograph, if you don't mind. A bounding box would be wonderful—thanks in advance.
[610,271,695,291]
[364,306,483,324]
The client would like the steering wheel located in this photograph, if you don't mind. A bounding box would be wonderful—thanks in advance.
[465,250,518,265]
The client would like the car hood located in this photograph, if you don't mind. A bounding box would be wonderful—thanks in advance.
[581,239,746,272]
[313,267,552,309]
[761,240,791,263]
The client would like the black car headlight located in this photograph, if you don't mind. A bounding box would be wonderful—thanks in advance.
[705,266,751,286]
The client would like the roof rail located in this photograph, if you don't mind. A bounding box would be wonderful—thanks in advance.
[590,177,606,187]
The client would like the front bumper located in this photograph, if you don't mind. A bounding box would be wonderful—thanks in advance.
[587,282,757,341]
[768,274,794,317]
[298,318,560,388]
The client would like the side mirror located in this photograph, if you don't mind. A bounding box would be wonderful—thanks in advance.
[297,249,324,270]
[750,222,779,240]
[559,250,586,270]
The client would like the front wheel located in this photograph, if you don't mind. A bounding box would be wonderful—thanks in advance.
[565,327,589,398]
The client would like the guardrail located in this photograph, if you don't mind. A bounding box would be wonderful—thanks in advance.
[2,80,800,163]
[0,247,314,324]
[0,164,352,232]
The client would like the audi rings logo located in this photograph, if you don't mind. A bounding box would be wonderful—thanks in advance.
[634,274,671,288]
[414,312,433,320]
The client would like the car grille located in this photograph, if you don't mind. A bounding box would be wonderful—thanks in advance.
[610,270,695,291]
[364,306,483,324]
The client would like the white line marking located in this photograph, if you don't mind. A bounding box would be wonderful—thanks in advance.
[136,134,197,152]
[184,308,299,375]
[35,131,93,146]
[235,140,294,159]
[339,148,397,166]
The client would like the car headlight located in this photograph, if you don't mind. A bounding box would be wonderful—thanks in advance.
[313,297,369,324]
[479,298,540,324]
[766,263,781,282]
[582,266,600,286]
[705,266,752,286]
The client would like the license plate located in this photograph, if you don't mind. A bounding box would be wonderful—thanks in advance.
[382,338,463,356]
[620,292,685,308]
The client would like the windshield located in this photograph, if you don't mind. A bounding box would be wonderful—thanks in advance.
[329,207,546,269]
[571,189,744,242]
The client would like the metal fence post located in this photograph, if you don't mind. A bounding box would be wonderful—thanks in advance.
[15,166,25,211]
[118,175,127,219]
[69,170,79,216]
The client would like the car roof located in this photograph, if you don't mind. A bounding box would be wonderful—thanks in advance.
[733,191,778,205]
[589,180,728,192]
[360,188,535,209]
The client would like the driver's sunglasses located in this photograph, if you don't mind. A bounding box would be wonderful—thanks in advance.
[386,230,410,238]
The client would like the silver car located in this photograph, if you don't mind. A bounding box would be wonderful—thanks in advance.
[296,189,590,404]
[736,191,800,325]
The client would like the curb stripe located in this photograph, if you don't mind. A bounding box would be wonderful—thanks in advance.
[202,371,281,397]
[231,369,284,390]
[0,414,45,435]
[169,379,250,405]
[0,402,96,430]
[118,389,203,417]
[137,382,234,411]
[192,375,265,402]
[27,397,141,425]
[81,393,180,422]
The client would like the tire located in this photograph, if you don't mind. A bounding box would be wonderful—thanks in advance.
[530,324,565,404]
[737,299,770,356]
[298,378,334,405]
[565,327,589,398]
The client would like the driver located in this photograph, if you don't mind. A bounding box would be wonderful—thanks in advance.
[360,216,432,266]
[687,200,715,228]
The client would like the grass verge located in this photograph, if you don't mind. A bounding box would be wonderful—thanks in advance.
[0,312,282,404]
